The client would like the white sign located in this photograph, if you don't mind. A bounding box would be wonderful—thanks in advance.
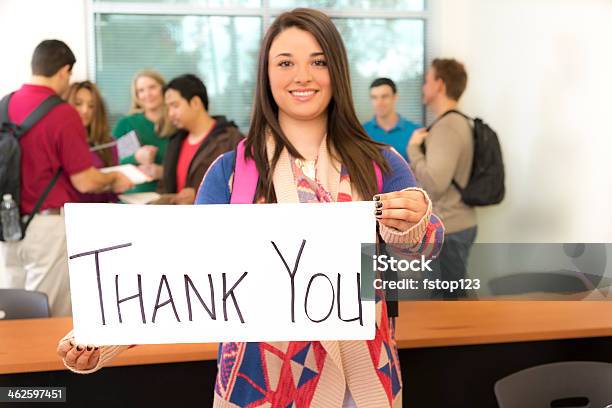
[64,202,376,345]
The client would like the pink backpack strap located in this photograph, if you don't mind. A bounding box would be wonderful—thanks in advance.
[231,139,383,203]
[230,139,259,204]
[373,161,383,193]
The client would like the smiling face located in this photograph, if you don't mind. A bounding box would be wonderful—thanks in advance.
[72,87,94,127]
[135,75,164,112]
[267,27,332,123]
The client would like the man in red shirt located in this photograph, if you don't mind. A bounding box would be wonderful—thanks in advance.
[0,40,132,316]
[154,74,242,205]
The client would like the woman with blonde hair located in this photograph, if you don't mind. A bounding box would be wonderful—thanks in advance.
[65,80,118,202]
[112,69,174,193]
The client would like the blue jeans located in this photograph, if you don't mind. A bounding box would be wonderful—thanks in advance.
[431,226,477,299]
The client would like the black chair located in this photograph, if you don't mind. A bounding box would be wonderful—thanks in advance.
[495,361,612,408]
[488,243,610,297]
[0,289,50,319]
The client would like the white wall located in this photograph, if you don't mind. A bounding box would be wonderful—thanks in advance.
[430,0,612,242]
[0,0,89,96]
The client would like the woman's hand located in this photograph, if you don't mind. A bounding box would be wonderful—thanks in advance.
[135,145,158,165]
[374,189,428,232]
[139,163,163,180]
[57,338,100,372]
[111,172,134,193]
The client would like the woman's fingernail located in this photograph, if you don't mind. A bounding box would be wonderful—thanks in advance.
[86,345,93,351]
[375,210,382,216]
[373,195,380,201]
[375,201,383,209]
[94,347,99,351]
[76,345,83,351]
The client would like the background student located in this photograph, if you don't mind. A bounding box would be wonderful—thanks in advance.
[65,80,118,203]
[363,77,420,162]
[408,58,476,299]
[154,74,242,205]
[112,69,174,194]
[0,40,132,317]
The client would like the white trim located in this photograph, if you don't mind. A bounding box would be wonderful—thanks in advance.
[86,0,96,81]
[424,0,438,125]
[262,0,271,30]
[91,2,264,16]
[91,1,429,18]
[338,9,427,18]
[270,8,428,19]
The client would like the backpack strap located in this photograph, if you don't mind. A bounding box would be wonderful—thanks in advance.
[0,93,13,126]
[425,109,471,132]
[18,95,64,137]
[230,139,384,203]
[425,109,471,192]
[373,161,383,193]
[21,168,62,232]
[5,93,65,232]
[230,139,259,204]
[0,93,64,138]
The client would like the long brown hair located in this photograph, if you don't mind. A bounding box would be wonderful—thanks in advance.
[245,8,389,203]
[129,69,174,137]
[65,81,115,167]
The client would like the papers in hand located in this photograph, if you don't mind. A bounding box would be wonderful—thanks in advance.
[101,164,153,184]
[89,140,117,152]
[118,192,161,204]
[117,130,141,160]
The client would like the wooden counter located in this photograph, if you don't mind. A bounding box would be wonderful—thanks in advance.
[2,301,612,375]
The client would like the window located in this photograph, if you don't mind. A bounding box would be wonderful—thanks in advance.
[94,13,261,130]
[333,18,424,125]
[91,1,429,131]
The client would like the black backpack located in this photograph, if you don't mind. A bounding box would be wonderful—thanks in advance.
[427,110,505,206]
[0,92,64,241]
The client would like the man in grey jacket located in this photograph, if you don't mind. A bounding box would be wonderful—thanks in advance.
[407,58,476,299]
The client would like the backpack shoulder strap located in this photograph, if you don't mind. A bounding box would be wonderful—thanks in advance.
[17,94,64,136]
[446,109,471,121]
[22,168,62,231]
[230,139,259,204]
[426,109,471,131]
[230,139,385,202]
[373,161,383,193]
[0,93,13,126]
[425,109,472,192]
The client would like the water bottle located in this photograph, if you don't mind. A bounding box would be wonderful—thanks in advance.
[1,194,22,241]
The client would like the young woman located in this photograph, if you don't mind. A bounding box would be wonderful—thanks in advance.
[57,9,444,407]
[112,69,174,193]
[65,80,118,202]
